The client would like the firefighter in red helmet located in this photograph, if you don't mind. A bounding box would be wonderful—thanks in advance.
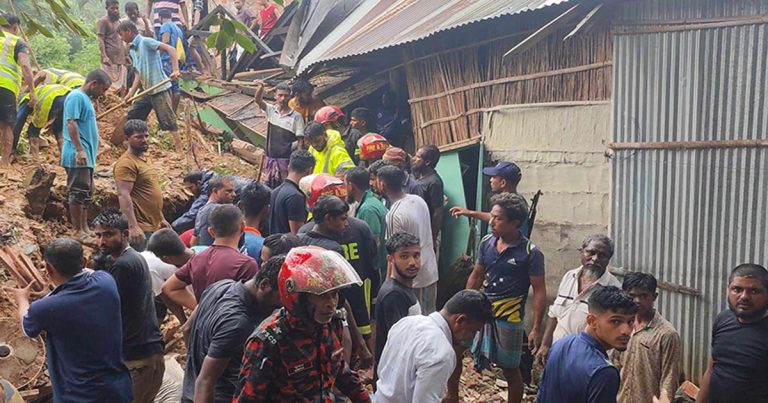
[234,246,371,403]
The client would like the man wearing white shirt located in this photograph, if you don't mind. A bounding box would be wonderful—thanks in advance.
[376,290,493,403]
[535,234,621,364]
[377,165,439,314]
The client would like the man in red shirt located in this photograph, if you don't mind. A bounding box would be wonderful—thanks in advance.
[234,246,370,402]
[256,0,281,37]
[162,204,259,309]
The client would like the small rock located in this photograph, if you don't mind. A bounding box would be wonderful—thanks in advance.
[496,379,508,388]
[23,243,39,255]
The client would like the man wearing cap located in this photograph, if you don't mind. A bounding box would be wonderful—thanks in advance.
[450,161,529,234]
[381,147,424,200]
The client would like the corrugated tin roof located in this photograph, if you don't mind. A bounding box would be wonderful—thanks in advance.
[297,0,568,74]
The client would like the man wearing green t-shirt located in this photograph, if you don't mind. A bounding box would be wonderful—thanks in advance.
[346,167,388,281]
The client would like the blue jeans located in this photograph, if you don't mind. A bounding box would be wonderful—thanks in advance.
[12,99,32,150]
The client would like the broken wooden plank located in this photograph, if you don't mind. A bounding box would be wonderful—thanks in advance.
[610,267,700,297]
[4,246,42,291]
[503,4,581,59]
[233,67,284,80]
[17,250,45,289]
[0,249,30,288]
[230,139,264,166]
[564,3,604,41]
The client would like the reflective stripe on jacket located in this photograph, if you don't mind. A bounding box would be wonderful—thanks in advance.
[31,84,70,128]
[0,33,22,96]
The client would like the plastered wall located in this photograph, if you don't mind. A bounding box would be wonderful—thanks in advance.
[483,102,612,316]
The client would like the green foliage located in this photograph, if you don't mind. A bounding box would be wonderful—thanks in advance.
[12,0,92,38]
[204,14,256,54]
[27,33,100,74]
[67,39,101,73]
[210,165,234,176]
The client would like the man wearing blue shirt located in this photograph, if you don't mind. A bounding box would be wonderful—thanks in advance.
[237,181,270,263]
[4,238,133,402]
[117,20,180,149]
[157,9,183,111]
[60,69,112,241]
[448,192,546,403]
[537,286,637,403]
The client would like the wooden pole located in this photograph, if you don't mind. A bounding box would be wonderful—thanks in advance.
[8,0,41,70]
[96,78,172,120]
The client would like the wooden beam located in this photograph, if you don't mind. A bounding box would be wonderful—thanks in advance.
[260,51,282,60]
[233,67,285,79]
[608,139,768,150]
[191,5,226,30]
[503,3,581,59]
[408,61,612,105]
[564,3,604,41]
[610,267,701,297]
[437,136,481,152]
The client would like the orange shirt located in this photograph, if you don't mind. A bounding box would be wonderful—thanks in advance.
[289,97,326,123]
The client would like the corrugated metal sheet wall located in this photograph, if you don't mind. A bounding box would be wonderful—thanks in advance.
[612,0,768,381]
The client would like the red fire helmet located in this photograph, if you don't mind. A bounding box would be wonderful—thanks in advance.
[314,105,345,124]
[278,246,362,312]
[299,173,348,210]
[357,133,390,160]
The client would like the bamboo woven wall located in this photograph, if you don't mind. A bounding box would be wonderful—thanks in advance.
[404,24,613,148]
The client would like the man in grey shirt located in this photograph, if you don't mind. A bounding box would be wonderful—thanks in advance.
[192,175,236,246]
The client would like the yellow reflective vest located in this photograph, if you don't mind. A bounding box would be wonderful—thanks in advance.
[44,68,84,88]
[0,33,22,97]
[30,84,70,128]
[309,129,354,176]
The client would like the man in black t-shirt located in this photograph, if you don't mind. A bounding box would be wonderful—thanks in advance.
[698,263,768,403]
[412,144,444,247]
[182,255,283,403]
[374,233,422,381]
[93,209,165,403]
[269,150,315,235]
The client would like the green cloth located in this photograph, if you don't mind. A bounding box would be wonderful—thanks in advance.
[356,190,388,280]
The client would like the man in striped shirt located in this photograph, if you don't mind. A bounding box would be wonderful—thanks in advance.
[147,0,189,34]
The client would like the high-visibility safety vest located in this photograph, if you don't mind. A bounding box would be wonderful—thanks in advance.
[309,129,355,176]
[30,84,70,128]
[44,68,84,88]
[0,33,22,97]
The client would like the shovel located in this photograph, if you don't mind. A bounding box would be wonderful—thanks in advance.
[96,78,172,145]
[97,78,173,121]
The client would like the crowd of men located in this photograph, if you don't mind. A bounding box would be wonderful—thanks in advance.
[0,3,766,403]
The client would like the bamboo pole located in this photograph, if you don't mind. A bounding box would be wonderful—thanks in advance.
[8,0,40,70]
